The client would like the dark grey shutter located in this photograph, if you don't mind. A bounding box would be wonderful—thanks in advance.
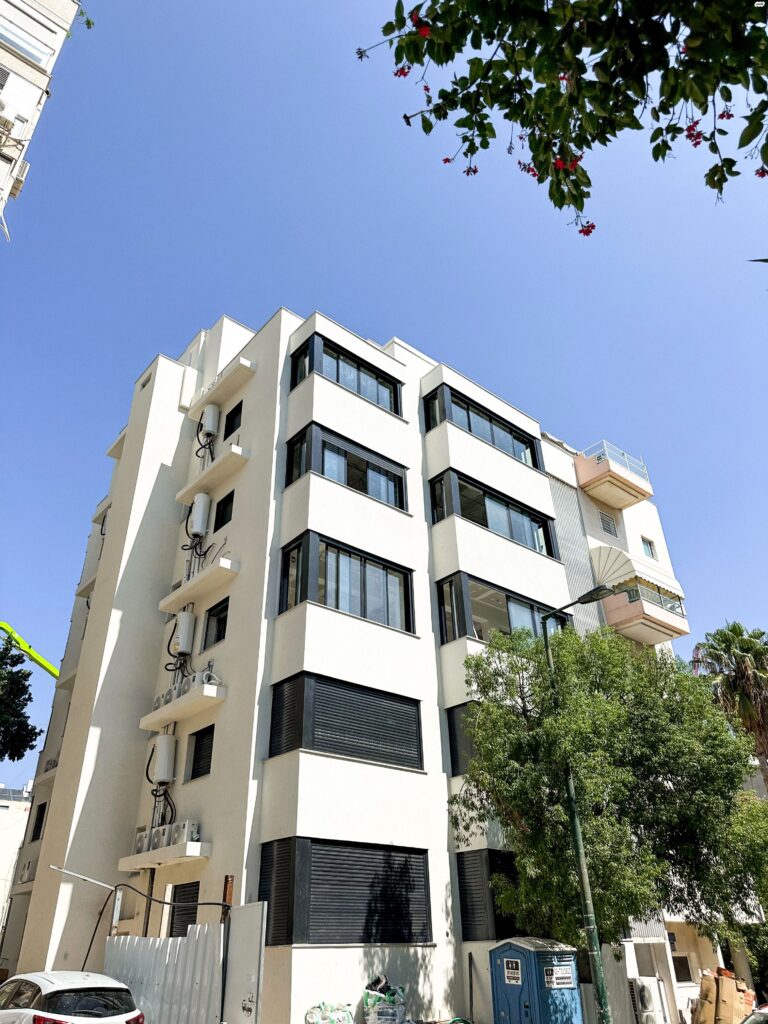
[258,839,295,945]
[0,66,9,92]
[446,704,476,776]
[457,850,494,940]
[190,725,214,779]
[312,678,422,769]
[269,677,305,757]
[169,881,199,937]
[309,841,431,944]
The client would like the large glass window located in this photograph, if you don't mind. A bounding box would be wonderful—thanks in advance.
[279,533,413,631]
[203,597,229,649]
[285,424,406,510]
[432,471,555,556]
[436,572,563,645]
[423,385,539,468]
[289,334,402,414]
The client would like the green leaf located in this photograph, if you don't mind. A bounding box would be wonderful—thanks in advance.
[421,113,433,135]
[761,141,768,165]
[650,127,663,143]
[738,118,764,149]
[719,85,732,103]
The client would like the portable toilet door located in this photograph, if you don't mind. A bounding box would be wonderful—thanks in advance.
[489,942,540,1024]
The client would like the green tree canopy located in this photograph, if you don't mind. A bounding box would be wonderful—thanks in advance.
[360,1,768,234]
[0,638,42,762]
[451,626,768,946]
[695,622,768,790]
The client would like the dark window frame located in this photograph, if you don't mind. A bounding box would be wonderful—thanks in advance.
[169,880,200,937]
[456,848,518,941]
[423,384,542,470]
[213,490,235,532]
[446,702,477,776]
[429,469,559,559]
[202,597,229,650]
[436,571,568,645]
[189,724,215,781]
[222,401,242,441]
[289,334,402,416]
[30,801,47,842]
[279,532,415,633]
[269,672,423,769]
[285,423,407,511]
[259,837,431,945]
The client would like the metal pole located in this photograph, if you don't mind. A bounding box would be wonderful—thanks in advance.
[542,621,613,1024]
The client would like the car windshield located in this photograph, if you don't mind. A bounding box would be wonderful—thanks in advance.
[742,1013,768,1024]
[44,987,136,1016]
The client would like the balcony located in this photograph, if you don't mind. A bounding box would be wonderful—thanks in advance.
[158,556,239,614]
[75,571,97,600]
[186,355,256,421]
[175,443,249,506]
[140,681,226,731]
[602,582,688,644]
[118,839,212,873]
[575,440,653,510]
[10,159,29,198]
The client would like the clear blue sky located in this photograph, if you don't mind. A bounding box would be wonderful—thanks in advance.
[1,2,766,788]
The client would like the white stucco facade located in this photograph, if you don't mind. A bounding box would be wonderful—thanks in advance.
[2,308,697,1023]
[0,0,78,237]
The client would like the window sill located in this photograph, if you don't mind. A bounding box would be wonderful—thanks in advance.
[269,747,427,775]
[438,513,563,564]
[437,420,549,478]
[298,470,413,517]
[288,942,437,950]
[304,600,420,638]
[290,372,410,426]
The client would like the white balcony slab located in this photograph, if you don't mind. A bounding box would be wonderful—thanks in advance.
[159,557,239,614]
[118,840,212,872]
[187,356,256,420]
[140,683,226,731]
[175,444,249,506]
[75,572,97,599]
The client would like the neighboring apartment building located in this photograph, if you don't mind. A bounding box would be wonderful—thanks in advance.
[0,0,78,238]
[1,309,700,1024]
[0,785,30,979]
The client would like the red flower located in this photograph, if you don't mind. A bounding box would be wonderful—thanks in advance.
[718,110,734,120]
[568,154,583,170]
[685,120,704,148]
[558,74,569,81]
[554,158,567,170]
[409,10,420,25]
[756,167,768,178]
[578,220,596,237]
[442,157,452,164]
[463,164,479,176]
[423,83,431,93]
[680,45,688,55]
[418,25,431,37]
[394,65,411,78]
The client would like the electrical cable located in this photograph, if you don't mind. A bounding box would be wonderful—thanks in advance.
[81,881,233,971]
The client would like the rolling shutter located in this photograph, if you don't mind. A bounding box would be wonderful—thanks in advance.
[457,850,493,940]
[169,881,199,937]
[269,677,304,757]
[308,841,431,944]
[0,66,9,92]
[190,725,214,779]
[446,704,475,776]
[258,838,295,945]
[312,677,422,769]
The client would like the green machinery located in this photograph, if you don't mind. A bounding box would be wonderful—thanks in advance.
[0,622,59,679]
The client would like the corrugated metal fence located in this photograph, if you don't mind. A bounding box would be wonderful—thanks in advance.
[105,923,223,1024]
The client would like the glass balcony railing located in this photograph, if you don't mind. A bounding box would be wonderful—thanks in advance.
[617,581,685,617]
[582,440,649,481]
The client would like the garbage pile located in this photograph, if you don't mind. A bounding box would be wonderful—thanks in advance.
[305,1004,355,1024]
[691,967,755,1024]
[363,975,408,1024]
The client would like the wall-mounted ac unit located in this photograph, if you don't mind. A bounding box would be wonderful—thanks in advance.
[153,696,162,711]
[44,757,58,773]
[134,830,150,855]
[18,859,36,883]
[171,819,200,845]
[629,977,666,1024]
[150,825,172,850]
[162,687,174,705]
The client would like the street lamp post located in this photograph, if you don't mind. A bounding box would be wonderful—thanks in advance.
[541,585,615,1024]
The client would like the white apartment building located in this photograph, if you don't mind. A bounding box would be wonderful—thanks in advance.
[0,0,78,238]
[0,784,30,979]
[1,308,700,1023]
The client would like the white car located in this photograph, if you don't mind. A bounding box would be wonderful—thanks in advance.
[0,971,143,1022]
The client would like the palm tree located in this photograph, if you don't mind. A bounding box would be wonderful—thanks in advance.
[694,622,768,789]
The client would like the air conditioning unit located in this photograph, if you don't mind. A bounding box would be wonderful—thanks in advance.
[171,819,200,845]
[150,825,172,850]
[134,830,150,855]
[201,404,220,439]
[153,696,162,711]
[171,610,196,656]
[162,687,174,705]
[18,860,35,883]
[0,115,13,134]
[629,977,666,1024]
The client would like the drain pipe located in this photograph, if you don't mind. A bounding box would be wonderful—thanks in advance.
[142,869,155,937]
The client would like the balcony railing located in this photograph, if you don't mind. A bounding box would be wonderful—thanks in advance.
[582,441,649,481]
[617,581,685,617]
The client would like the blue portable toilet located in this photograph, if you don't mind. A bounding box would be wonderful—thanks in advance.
[489,938,585,1024]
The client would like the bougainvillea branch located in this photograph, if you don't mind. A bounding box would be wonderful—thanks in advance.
[359,0,768,234]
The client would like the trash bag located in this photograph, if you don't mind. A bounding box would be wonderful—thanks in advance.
[305,1002,354,1024]
[363,977,406,1023]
